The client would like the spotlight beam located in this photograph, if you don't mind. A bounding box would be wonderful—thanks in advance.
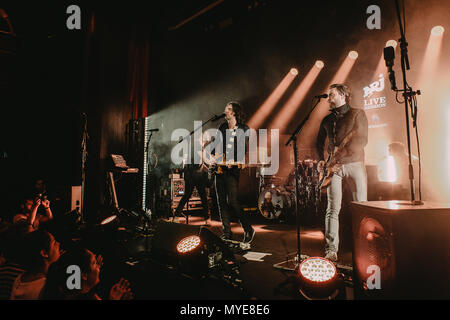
[269,63,323,130]
[248,70,297,129]
[417,26,444,89]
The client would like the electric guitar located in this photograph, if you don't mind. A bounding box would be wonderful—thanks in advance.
[207,153,247,180]
[317,129,356,191]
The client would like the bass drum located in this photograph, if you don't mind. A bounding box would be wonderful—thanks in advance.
[258,187,293,220]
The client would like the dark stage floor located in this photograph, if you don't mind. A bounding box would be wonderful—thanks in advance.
[82,209,355,301]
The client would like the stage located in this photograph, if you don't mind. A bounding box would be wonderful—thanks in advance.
[2,0,450,305]
[84,211,356,301]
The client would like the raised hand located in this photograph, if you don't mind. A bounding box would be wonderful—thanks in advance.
[41,199,50,209]
[109,278,132,300]
[33,198,41,209]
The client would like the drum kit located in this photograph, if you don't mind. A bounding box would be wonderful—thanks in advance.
[257,159,323,221]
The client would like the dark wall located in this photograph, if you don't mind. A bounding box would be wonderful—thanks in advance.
[1,2,85,217]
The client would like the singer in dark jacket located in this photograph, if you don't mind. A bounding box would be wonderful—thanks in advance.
[316,84,368,262]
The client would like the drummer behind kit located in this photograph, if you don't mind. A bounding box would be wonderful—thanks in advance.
[205,154,293,223]
[258,186,293,220]
[257,159,322,222]
[205,140,362,224]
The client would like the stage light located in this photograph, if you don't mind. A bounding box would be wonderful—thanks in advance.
[378,155,397,183]
[348,51,358,60]
[315,60,325,69]
[290,68,298,76]
[385,40,397,48]
[431,26,444,36]
[177,235,201,254]
[101,215,117,225]
[299,257,337,282]
[297,257,339,299]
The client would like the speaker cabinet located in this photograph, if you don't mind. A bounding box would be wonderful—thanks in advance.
[350,201,450,299]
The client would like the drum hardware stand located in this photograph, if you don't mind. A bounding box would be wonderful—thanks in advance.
[273,96,324,271]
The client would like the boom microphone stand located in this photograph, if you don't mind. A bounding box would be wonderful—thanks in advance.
[273,96,324,270]
[389,0,423,205]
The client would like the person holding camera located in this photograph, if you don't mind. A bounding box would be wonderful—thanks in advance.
[13,195,53,232]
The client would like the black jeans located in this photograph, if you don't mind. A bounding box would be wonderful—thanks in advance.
[215,170,252,237]
[175,171,209,218]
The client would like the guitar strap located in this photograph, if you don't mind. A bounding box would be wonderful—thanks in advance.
[332,118,337,147]
[332,107,358,149]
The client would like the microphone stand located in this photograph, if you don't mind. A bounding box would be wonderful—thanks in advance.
[178,114,222,145]
[143,130,155,218]
[177,114,223,162]
[284,97,323,268]
[80,113,88,224]
[393,0,423,205]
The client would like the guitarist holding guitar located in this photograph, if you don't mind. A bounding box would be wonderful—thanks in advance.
[316,84,368,262]
[210,102,255,243]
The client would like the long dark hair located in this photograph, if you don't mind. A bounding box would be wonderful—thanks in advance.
[228,101,246,125]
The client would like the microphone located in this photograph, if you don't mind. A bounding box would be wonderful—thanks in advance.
[384,46,397,90]
[212,113,226,121]
[146,128,159,132]
[314,94,328,99]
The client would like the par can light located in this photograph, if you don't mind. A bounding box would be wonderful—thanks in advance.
[101,215,117,225]
[298,257,340,299]
[177,235,201,254]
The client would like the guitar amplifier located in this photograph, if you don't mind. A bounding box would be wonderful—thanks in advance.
[171,178,203,211]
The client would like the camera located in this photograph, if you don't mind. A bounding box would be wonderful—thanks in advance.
[37,193,48,201]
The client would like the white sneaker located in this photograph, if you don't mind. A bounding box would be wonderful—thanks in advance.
[324,251,337,262]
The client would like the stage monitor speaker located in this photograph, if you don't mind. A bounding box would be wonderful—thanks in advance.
[350,201,450,299]
[151,221,235,276]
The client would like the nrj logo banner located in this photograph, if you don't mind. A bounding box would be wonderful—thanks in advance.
[170,121,280,175]
[364,74,387,110]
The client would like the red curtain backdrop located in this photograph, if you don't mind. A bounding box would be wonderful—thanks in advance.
[127,28,149,119]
